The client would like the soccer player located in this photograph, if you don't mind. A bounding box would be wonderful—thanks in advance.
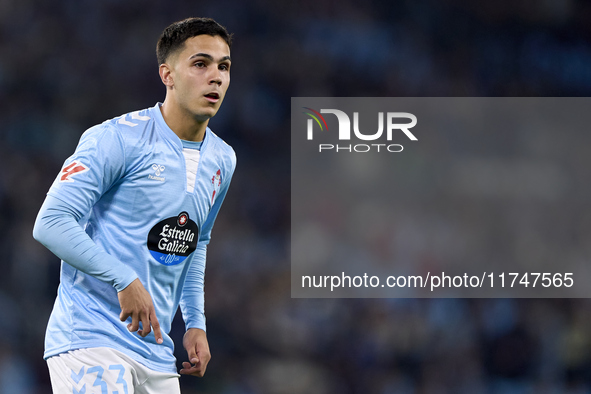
[33,17,236,393]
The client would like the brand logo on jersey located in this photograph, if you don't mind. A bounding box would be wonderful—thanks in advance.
[211,169,222,204]
[178,212,188,226]
[147,211,199,266]
[148,164,165,182]
[303,107,417,153]
[59,161,89,182]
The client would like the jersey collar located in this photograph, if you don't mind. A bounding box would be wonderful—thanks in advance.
[151,102,210,151]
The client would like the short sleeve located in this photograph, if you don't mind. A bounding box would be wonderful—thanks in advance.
[48,123,126,220]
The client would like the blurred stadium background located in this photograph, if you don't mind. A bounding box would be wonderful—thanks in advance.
[1,0,591,393]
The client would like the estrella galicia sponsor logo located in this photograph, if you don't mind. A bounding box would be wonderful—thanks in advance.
[148,164,166,182]
[147,211,199,266]
[303,107,417,153]
[178,212,189,226]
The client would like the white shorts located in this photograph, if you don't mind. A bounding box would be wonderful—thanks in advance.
[46,347,181,394]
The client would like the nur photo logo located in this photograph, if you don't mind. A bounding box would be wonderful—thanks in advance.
[303,107,418,153]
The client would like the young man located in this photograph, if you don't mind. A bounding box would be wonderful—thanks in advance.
[33,17,236,393]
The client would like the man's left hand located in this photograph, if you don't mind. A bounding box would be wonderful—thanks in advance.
[180,328,211,377]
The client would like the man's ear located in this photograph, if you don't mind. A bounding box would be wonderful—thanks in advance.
[159,63,174,88]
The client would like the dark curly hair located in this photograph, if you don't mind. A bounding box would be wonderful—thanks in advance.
[156,17,232,65]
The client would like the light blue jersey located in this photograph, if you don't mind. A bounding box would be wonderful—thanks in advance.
[36,103,236,373]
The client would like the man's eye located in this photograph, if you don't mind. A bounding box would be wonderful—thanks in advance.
[194,62,205,68]
[219,64,229,71]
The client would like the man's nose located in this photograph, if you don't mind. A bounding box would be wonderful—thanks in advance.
[209,68,222,85]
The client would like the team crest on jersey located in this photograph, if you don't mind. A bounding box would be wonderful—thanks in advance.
[211,169,222,204]
[59,161,89,183]
[147,212,199,266]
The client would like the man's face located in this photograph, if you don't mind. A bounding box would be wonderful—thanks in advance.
[168,35,231,121]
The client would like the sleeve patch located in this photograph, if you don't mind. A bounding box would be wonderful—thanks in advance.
[59,161,89,182]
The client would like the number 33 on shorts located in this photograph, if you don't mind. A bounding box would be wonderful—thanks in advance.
[47,347,181,394]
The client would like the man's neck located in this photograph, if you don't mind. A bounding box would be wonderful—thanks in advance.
[160,100,208,142]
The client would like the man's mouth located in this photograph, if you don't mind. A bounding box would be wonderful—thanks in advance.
[204,92,220,102]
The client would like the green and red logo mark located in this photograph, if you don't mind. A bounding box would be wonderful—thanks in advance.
[303,107,329,139]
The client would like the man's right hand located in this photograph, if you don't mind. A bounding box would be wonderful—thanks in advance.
[117,278,164,344]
